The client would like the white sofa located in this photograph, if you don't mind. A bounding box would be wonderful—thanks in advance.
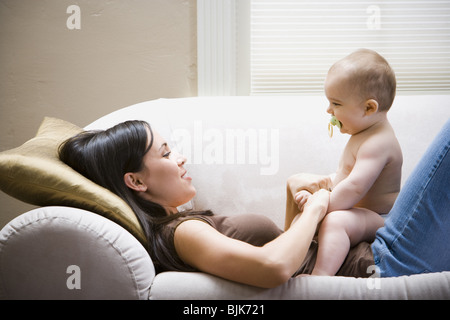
[1,96,449,299]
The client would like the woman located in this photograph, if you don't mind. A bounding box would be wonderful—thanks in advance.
[59,119,449,287]
[59,120,329,288]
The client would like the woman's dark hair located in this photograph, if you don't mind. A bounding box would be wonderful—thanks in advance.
[59,120,211,273]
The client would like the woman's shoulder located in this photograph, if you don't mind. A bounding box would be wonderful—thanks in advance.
[167,213,215,231]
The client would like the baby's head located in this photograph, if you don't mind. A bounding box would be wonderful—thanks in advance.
[327,49,396,112]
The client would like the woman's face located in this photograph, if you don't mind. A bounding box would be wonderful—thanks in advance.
[130,129,196,213]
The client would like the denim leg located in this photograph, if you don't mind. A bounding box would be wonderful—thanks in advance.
[372,119,450,277]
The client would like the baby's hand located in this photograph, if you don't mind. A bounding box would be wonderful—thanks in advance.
[303,189,330,222]
[294,190,312,212]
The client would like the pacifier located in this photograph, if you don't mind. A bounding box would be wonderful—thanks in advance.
[328,115,342,138]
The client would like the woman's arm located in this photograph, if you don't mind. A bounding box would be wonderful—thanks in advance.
[174,190,329,288]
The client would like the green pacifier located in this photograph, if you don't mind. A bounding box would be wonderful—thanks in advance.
[328,115,342,138]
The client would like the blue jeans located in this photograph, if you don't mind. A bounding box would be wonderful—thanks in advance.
[372,119,450,277]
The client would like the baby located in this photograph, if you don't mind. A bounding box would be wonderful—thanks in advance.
[296,49,403,276]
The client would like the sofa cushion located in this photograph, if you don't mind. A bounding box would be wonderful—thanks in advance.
[0,117,147,245]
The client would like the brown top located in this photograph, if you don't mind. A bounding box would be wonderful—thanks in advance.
[167,214,284,247]
[161,213,374,278]
[160,213,283,272]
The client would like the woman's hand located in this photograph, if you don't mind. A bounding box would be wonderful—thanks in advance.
[303,189,330,222]
[285,173,332,230]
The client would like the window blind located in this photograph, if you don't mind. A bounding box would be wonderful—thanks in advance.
[251,0,450,95]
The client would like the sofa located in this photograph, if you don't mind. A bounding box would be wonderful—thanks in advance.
[0,96,449,300]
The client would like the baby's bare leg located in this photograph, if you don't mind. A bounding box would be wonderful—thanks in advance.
[312,208,384,276]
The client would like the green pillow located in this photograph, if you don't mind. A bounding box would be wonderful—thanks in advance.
[0,117,147,245]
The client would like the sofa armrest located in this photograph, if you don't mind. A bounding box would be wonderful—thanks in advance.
[0,206,155,299]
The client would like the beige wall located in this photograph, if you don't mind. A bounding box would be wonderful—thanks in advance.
[0,0,197,227]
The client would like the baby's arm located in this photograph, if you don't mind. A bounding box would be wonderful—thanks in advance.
[328,140,389,212]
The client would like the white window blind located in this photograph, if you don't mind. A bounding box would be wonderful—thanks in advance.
[251,0,450,95]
